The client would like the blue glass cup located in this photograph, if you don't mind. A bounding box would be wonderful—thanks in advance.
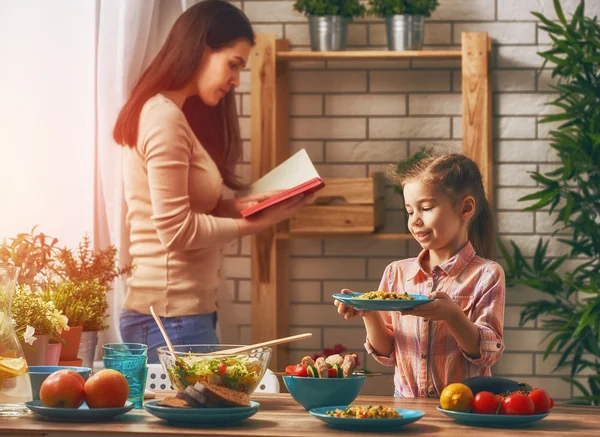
[102,343,148,409]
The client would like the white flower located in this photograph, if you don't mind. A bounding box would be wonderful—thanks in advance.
[24,325,37,345]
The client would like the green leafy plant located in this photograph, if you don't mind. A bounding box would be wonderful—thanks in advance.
[0,226,59,287]
[498,0,600,406]
[389,146,434,196]
[293,0,367,18]
[368,0,439,17]
[39,280,106,329]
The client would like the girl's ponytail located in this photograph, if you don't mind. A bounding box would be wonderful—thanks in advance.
[469,195,495,259]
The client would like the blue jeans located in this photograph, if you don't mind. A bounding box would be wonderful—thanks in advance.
[120,310,219,364]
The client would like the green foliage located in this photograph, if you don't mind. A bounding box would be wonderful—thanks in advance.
[391,146,435,196]
[368,0,439,17]
[293,0,366,18]
[499,0,600,406]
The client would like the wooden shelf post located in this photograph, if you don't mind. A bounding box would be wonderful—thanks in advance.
[461,32,493,206]
[250,34,291,370]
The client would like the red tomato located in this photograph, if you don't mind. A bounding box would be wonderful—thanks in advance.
[218,362,227,374]
[500,393,535,415]
[472,391,501,414]
[293,365,308,377]
[327,367,337,378]
[528,389,552,414]
[285,365,297,375]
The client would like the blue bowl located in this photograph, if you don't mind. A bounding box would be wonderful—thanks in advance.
[28,366,92,401]
[283,375,366,411]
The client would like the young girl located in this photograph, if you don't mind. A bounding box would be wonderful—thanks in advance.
[335,153,505,398]
[113,0,309,363]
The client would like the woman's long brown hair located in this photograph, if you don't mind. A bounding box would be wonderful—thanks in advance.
[112,0,254,189]
[387,152,495,259]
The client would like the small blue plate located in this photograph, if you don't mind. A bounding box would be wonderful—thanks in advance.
[309,405,425,430]
[332,292,433,311]
[437,407,549,427]
[144,400,260,425]
[25,401,134,421]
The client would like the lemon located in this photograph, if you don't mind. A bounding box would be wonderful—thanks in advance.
[440,383,474,412]
[0,357,28,377]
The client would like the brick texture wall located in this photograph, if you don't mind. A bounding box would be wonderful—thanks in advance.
[217,0,600,400]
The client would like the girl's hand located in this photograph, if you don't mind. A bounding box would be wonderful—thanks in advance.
[334,288,369,320]
[400,291,461,321]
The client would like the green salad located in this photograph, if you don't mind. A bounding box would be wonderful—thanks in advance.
[166,354,263,393]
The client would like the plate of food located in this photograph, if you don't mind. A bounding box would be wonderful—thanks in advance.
[25,401,134,421]
[144,380,260,425]
[309,405,425,430]
[436,407,549,427]
[332,291,433,311]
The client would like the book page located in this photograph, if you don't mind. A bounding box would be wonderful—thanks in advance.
[246,149,320,195]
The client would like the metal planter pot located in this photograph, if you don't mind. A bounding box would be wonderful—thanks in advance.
[308,15,348,51]
[385,14,425,51]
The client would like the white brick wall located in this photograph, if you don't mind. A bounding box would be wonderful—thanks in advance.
[220,0,587,401]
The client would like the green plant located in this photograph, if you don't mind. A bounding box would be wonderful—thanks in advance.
[293,0,366,18]
[498,0,600,406]
[390,146,434,196]
[368,0,439,17]
[40,280,100,329]
[0,226,59,286]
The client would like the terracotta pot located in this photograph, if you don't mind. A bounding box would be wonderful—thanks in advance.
[57,325,83,361]
[22,334,49,366]
[45,342,62,365]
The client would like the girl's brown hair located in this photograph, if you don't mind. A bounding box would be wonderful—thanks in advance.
[387,152,495,259]
[112,0,254,189]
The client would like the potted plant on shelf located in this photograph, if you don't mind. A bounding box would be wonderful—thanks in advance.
[498,0,600,405]
[293,0,367,51]
[12,284,69,365]
[368,0,439,51]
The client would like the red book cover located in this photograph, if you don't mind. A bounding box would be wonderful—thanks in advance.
[240,149,324,218]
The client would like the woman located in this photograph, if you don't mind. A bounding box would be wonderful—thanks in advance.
[113,0,308,363]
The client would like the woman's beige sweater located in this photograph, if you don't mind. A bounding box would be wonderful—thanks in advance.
[122,94,239,317]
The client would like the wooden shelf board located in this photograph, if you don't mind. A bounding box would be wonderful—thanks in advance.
[276,232,414,240]
[276,50,462,61]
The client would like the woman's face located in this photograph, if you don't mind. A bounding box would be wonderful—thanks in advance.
[195,38,251,107]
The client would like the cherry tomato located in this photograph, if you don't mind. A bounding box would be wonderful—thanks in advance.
[327,367,338,378]
[218,362,227,374]
[293,365,308,377]
[472,391,501,414]
[500,393,535,415]
[285,365,297,375]
[528,389,551,414]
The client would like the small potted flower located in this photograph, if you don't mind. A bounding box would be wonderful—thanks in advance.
[368,0,439,51]
[293,0,367,51]
[12,284,69,365]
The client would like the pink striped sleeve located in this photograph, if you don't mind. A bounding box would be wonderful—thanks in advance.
[364,263,396,366]
[460,263,505,367]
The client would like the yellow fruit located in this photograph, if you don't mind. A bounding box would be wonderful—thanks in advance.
[440,383,474,412]
[0,357,28,377]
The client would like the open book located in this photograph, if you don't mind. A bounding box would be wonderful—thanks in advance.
[240,149,324,218]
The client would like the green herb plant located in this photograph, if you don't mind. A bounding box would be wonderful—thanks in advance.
[293,0,367,18]
[368,0,439,17]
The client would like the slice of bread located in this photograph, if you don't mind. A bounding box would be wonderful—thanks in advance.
[157,396,193,408]
[193,381,251,407]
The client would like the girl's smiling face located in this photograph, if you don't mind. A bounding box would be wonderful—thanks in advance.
[403,180,470,255]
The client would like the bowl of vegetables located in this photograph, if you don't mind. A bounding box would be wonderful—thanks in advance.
[282,354,366,410]
[157,344,272,395]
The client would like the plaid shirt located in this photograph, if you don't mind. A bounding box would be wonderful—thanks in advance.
[365,242,505,398]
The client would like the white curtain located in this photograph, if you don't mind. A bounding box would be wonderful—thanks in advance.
[95,0,181,349]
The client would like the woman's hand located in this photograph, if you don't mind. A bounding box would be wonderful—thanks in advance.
[213,191,283,218]
[334,288,369,320]
[237,193,312,235]
[400,291,461,321]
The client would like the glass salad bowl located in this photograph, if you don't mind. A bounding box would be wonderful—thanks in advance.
[157,344,272,394]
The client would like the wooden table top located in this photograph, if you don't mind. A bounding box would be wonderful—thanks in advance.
[2,392,599,437]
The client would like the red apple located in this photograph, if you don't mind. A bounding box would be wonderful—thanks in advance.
[39,370,85,408]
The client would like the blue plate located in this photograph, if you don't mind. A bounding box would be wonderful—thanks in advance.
[25,401,134,421]
[437,407,549,427]
[310,405,425,430]
[144,400,260,425]
[332,292,433,311]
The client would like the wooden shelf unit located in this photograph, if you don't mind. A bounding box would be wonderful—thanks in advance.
[250,32,492,369]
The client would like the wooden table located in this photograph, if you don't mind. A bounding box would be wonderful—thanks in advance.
[2,393,599,437]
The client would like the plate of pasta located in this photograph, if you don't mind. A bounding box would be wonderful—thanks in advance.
[309,405,425,430]
[332,291,433,311]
